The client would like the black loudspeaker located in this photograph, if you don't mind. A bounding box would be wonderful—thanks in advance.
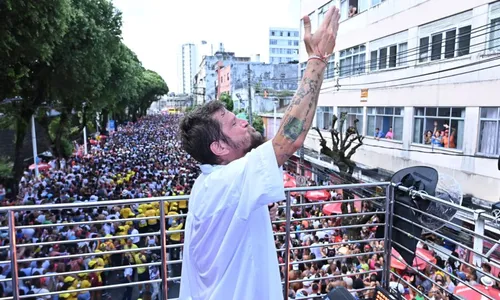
[375,166,439,266]
[325,287,355,300]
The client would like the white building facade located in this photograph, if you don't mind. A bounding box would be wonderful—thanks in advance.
[300,0,500,203]
[178,43,198,95]
[269,27,300,64]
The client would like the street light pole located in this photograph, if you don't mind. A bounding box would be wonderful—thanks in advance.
[83,127,88,155]
[273,99,277,137]
[31,115,39,178]
[247,64,253,125]
[82,102,88,155]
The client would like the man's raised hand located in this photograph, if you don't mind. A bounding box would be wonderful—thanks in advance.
[302,6,341,59]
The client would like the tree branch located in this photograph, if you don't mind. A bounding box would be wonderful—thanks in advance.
[331,130,339,150]
[339,119,345,149]
[344,135,356,151]
[312,127,326,142]
[346,139,364,160]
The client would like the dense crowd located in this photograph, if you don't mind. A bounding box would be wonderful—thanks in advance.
[0,115,197,300]
[276,172,500,300]
[0,113,498,300]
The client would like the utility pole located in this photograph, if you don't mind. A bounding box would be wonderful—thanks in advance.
[31,115,39,178]
[299,146,305,176]
[247,64,253,125]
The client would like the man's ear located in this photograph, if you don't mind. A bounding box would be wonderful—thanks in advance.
[210,140,230,158]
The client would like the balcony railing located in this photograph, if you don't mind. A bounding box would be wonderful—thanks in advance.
[0,182,498,299]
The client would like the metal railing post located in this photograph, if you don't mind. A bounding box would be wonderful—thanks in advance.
[472,209,486,267]
[283,191,292,299]
[382,184,394,289]
[159,200,169,300]
[8,210,19,299]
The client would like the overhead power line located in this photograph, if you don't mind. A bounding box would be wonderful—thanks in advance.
[258,24,500,84]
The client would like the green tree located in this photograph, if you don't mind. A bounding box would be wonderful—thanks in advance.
[252,114,264,135]
[0,157,14,179]
[126,69,169,122]
[219,93,234,111]
[0,0,71,98]
[94,42,143,131]
[0,0,72,182]
[0,0,169,184]
[49,0,122,156]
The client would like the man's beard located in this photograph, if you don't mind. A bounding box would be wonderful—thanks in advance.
[226,129,265,156]
[246,130,265,153]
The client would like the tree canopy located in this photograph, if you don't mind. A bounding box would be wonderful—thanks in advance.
[219,93,234,112]
[0,0,169,183]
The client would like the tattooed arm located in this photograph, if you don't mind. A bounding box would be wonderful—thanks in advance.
[272,60,326,166]
[271,6,339,166]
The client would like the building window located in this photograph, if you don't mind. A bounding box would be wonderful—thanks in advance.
[413,107,465,150]
[419,25,472,62]
[300,62,307,79]
[316,107,334,130]
[340,44,366,77]
[325,55,336,79]
[294,40,299,46]
[370,42,408,72]
[280,31,284,37]
[367,107,404,140]
[308,12,317,33]
[338,107,364,132]
[371,0,384,6]
[490,17,500,51]
[478,107,500,156]
[340,0,349,22]
[358,0,369,13]
[318,2,332,24]
[271,31,275,36]
[398,42,408,66]
[294,31,299,37]
[288,32,291,37]
[489,1,500,51]
[270,39,277,45]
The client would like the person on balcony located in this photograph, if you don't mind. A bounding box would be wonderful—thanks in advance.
[385,127,394,140]
[178,6,341,300]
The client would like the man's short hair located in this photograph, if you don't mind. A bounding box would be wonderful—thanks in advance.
[180,101,229,165]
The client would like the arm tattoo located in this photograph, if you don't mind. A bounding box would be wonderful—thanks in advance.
[290,78,320,107]
[283,117,305,142]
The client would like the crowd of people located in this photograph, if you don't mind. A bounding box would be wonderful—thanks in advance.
[0,115,197,300]
[0,113,497,300]
[274,172,500,300]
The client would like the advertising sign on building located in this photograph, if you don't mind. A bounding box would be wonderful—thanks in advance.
[361,89,368,102]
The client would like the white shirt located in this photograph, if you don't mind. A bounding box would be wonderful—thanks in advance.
[131,228,140,244]
[179,140,285,300]
[311,242,323,259]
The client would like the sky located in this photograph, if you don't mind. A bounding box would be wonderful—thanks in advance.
[113,0,301,94]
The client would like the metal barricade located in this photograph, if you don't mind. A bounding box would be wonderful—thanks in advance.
[0,195,188,300]
[278,182,391,300]
[0,182,498,300]
[387,185,500,300]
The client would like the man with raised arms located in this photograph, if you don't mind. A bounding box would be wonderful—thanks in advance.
[178,6,341,299]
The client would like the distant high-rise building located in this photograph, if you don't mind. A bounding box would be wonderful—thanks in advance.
[177,43,198,94]
[269,27,300,64]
